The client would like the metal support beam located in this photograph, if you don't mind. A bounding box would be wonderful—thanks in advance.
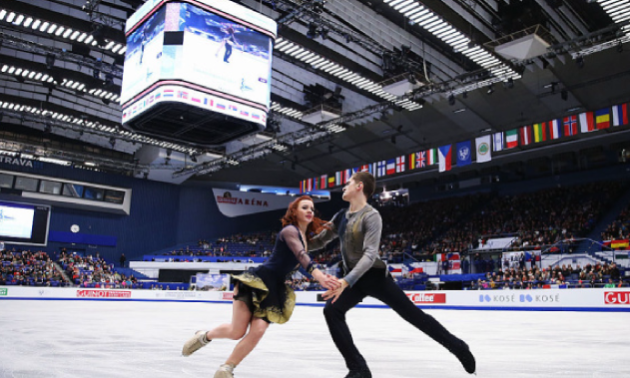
[0,32,123,79]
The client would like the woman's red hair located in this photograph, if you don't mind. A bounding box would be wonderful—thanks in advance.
[281,195,328,241]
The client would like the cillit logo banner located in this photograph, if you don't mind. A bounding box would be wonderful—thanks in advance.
[0,288,7,296]
[604,291,630,305]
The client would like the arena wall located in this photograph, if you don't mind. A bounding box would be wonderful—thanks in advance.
[1,286,629,312]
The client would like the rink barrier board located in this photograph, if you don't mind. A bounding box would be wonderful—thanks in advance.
[1,287,629,312]
[2,297,630,312]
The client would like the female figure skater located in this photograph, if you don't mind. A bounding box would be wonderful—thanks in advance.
[182,196,340,378]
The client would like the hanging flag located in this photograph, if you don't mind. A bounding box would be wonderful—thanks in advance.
[438,145,452,172]
[456,141,472,167]
[506,129,518,149]
[579,111,595,133]
[320,175,327,190]
[548,119,563,140]
[313,177,319,191]
[360,164,370,172]
[563,115,578,136]
[396,155,406,173]
[595,108,611,130]
[533,122,547,143]
[386,158,396,175]
[493,132,504,152]
[612,103,628,127]
[376,161,386,177]
[595,108,611,129]
[427,148,438,165]
[344,169,353,183]
[475,135,492,163]
[409,152,422,170]
[413,151,427,168]
[611,239,630,249]
[519,125,533,146]
[328,176,335,188]
[306,178,313,192]
[335,171,342,186]
[408,152,417,170]
[299,180,304,194]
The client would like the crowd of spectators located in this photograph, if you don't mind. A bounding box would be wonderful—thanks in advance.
[378,194,490,262]
[58,250,139,288]
[470,261,624,289]
[153,181,627,268]
[408,182,625,255]
[1,248,142,288]
[1,249,69,286]
[162,232,277,258]
[506,182,624,250]
[3,181,629,291]
[601,201,630,241]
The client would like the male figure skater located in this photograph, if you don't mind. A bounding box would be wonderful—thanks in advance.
[310,172,476,378]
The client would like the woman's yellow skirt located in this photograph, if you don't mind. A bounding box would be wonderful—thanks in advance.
[231,267,296,324]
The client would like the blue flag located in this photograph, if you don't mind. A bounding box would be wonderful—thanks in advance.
[456,141,472,167]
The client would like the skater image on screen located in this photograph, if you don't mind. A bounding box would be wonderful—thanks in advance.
[182,196,340,378]
[215,25,243,63]
[309,171,476,378]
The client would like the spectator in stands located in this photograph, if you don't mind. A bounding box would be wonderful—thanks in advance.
[119,253,126,268]
[610,263,620,282]
[181,195,340,378]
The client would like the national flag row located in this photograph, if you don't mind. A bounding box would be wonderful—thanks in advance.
[299,102,630,191]
[493,104,629,151]
[300,136,490,191]
[122,87,267,123]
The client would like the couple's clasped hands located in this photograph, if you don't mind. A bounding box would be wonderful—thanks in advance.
[312,270,348,304]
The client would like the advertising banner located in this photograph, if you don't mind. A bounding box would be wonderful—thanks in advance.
[213,189,327,217]
[2,287,629,312]
[196,273,230,291]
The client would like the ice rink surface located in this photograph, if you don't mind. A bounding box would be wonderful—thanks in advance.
[1,300,629,378]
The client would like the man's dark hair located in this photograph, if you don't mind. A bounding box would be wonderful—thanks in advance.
[351,171,376,198]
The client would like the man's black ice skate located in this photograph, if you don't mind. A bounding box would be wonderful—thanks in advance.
[344,370,372,378]
[452,340,476,374]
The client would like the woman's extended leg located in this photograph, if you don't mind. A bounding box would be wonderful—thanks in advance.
[213,317,270,378]
[206,299,252,341]
[225,317,270,366]
[182,286,252,356]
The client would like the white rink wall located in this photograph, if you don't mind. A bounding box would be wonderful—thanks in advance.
[1,286,629,312]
